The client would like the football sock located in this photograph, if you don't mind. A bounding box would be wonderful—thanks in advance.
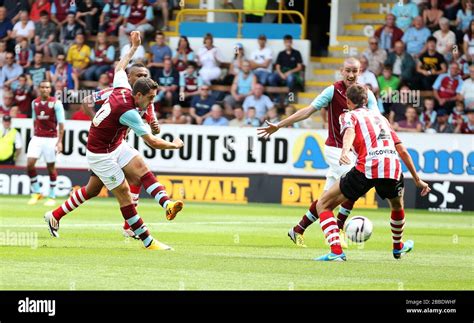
[49,170,57,199]
[123,185,141,230]
[28,169,41,194]
[391,209,405,250]
[293,199,318,234]
[52,187,89,221]
[337,200,355,230]
[140,171,170,209]
[121,204,153,247]
[319,210,343,255]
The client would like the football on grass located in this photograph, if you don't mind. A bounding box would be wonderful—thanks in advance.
[344,216,373,243]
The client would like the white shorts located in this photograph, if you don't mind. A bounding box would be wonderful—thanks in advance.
[86,142,140,190]
[26,136,57,163]
[324,145,356,191]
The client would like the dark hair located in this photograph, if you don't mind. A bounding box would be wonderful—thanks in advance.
[156,31,165,37]
[18,74,27,79]
[132,77,159,95]
[467,20,474,40]
[177,35,192,52]
[203,33,213,44]
[39,10,49,17]
[283,34,293,41]
[346,84,368,108]
[383,64,393,71]
[127,63,149,77]
[186,61,198,69]
[427,36,437,43]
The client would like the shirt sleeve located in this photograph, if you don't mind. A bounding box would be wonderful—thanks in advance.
[432,74,443,90]
[103,4,110,13]
[31,101,36,119]
[51,2,57,14]
[54,100,65,123]
[339,112,357,134]
[119,109,151,137]
[145,6,154,21]
[106,46,115,62]
[456,79,463,93]
[113,69,131,90]
[92,88,113,103]
[124,5,131,18]
[367,89,379,113]
[310,85,334,110]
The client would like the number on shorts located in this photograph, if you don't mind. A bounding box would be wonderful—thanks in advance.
[93,102,111,127]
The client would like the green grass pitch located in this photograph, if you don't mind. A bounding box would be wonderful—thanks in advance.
[1,195,473,290]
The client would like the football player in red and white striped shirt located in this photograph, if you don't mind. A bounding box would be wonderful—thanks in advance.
[314,84,430,261]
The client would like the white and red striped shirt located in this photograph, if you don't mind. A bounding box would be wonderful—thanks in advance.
[339,107,402,180]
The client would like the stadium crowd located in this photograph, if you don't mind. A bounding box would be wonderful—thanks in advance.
[0,0,472,135]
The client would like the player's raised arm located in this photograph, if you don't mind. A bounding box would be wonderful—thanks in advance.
[115,31,141,73]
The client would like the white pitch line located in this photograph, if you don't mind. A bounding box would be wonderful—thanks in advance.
[0,221,294,228]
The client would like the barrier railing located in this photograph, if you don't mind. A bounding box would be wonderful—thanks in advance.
[175,8,306,39]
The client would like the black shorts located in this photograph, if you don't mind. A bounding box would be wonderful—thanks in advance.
[340,167,404,202]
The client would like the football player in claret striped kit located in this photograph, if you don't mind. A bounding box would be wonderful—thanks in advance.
[312,84,430,261]
[258,57,380,248]
[26,81,65,206]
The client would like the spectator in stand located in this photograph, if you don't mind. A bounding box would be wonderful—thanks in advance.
[203,104,229,126]
[223,60,256,116]
[11,10,34,42]
[429,108,455,132]
[389,84,411,124]
[60,12,85,54]
[34,11,63,57]
[15,37,32,68]
[456,107,474,133]
[463,20,474,63]
[392,0,419,31]
[456,0,474,37]
[419,97,438,129]
[448,100,468,126]
[172,35,195,73]
[179,61,202,107]
[0,115,22,165]
[458,64,474,109]
[249,34,273,85]
[120,32,146,66]
[155,57,179,108]
[148,31,172,80]
[228,106,245,127]
[197,33,225,85]
[96,73,111,90]
[190,85,216,124]
[0,7,13,49]
[394,105,423,132]
[244,107,261,127]
[375,14,404,51]
[12,74,32,117]
[4,0,29,25]
[118,0,154,49]
[0,52,23,90]
[452,45,470,78]
[76,0,100,35]
[433,62,463,112]
[358,56,379,94]
[378,64,400,97]
[99,0,125,35]
[51,0,74,27]
[26,52,50,93]
[402,16,431,57]
[433,17,457,61]
[423,0,444,32]
[242,83,274,123]
[225,42,246,85]
[67,33,91,77]
[159,105,191,125]
[385,40,416,84]
[267,107,280,124]
[83,32,115,81]
[363,37,387,76]
[50,53,79,92]
[440,0,461,20]
[0,40,7,67]
[416,36,447,89]
[148,0,170,31]
[268,34,303,91]
[30,0,51,22]
[0,90,17,116]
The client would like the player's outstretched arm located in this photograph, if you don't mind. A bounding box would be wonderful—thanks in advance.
[395,143,431,196]
[115,30,141,73]
[142,134,183,150]
[340,127,355,165]
[257,105,314,139]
